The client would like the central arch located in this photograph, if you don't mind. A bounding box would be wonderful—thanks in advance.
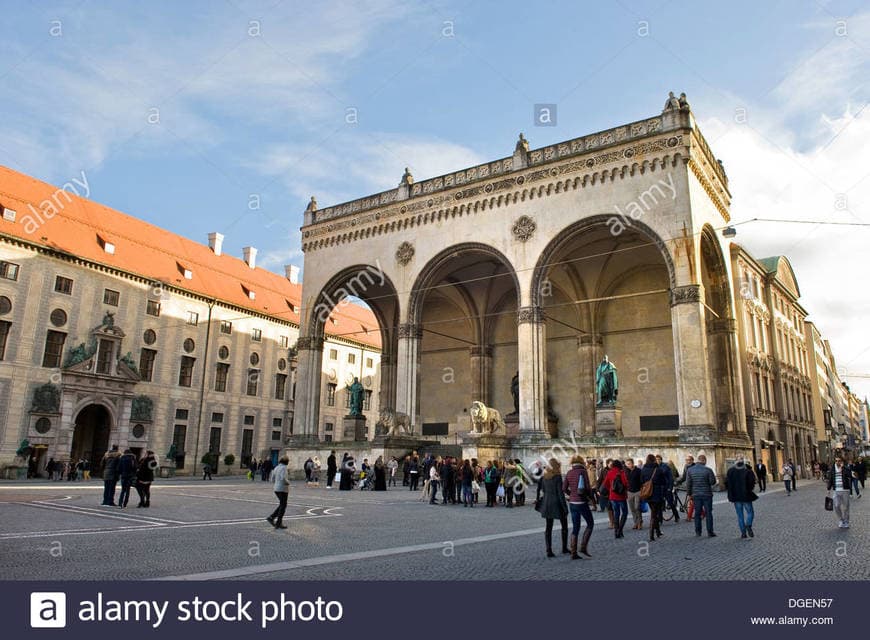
[407,243,520,436]
[70,404,112,476]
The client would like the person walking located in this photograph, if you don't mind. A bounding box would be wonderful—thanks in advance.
[787,459,798,491]
[856,457,866,493]
[428,459,440,505]
[440,456,454,504]
[248,458,257,481]
[202,461,213,480]
[538,458,569,557]
[781,462,794,495]
[135,451,156,508]
[675,455,695,522]
[849,459,862,498]
[45,457,56,481]
[303,457,313,482]
[755,461,767,492]
[387,456,398,487]
[116,448,138,508]
[625,458,643,530]
[373,456,387,491]
[687,454,717,537]
[601,459,629,538]
[100,446,121,506]
[827,456,853,528]
[484,461,499,507]
[656,454,679,523]
[725,455,757,538]
[402,455,411,486]
[326,451,337,489]
[641,454,666,541]
[563,455,594,558]
[408,455,420,491]
[267,455,291,529]
[597,459,613,527]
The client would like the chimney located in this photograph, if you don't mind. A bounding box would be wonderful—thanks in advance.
[243,246,257,269]
[208,232,224,256]
[284,264,300,284]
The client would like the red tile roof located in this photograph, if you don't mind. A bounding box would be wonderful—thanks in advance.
[0,165,381,349]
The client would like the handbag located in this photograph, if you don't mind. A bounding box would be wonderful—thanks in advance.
[824,495,834,511]
[472,480,480,492]
[639,468,657,500]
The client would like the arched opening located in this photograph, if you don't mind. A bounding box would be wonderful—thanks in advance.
[71,404,112,476]
[409,244,519,437]
[308,265,398,440]
[533,217,677,436]
[700,226,740,432]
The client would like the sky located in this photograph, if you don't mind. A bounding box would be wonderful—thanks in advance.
[1,0,869,398]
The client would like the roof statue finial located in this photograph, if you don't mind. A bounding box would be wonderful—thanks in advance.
[678,92,690,111]
[663,91,681,112]
[515,132,529,153]
[305,196,317,213]
[399,167,414,186]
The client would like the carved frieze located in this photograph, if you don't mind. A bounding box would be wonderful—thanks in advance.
[395,241,415,265]
[669,285,701,307]
[469,345,494,358]
[296,336,325,352]
[512,215,536,242]
[517,306,545,325]
[397,323,423,339]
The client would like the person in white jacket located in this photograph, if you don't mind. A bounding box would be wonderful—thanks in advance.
[267,456,291,529]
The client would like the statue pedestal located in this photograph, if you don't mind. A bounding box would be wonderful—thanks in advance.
[343,416,367,442]
[594,405,622,437]
[504,412,519,436]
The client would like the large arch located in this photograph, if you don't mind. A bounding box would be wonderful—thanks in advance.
[70,403,113,477]
[406,243,521,435]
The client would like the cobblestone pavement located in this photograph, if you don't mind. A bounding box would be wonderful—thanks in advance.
[0,476,866,580]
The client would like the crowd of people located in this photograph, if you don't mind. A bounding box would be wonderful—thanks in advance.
[97,445,157,508]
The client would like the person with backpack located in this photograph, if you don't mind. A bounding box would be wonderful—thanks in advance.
[563,455,594,558]
[601,459,629,538]
[725,455,757,538]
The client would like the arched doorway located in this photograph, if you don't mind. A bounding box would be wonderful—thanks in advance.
[408,243,520,437]
[70,404,112,477]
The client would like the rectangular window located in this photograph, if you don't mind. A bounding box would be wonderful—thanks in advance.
[96,339,113,375]
[178,356,195,387]
[211,412,224,423]
[272,417,282,428]
[280,335,289,348]
[175,408,189,420]
[345,389,352,409]
[0,260,19,281]
[326,383,336,406]
[54,275,73,295]
[274,373,287,400]
[214,362,229,392]
[247,369,260,396]
[139,348,156,382]
[244,414,255,426]
[172,424,187,469]
[366,358,373,369]
[208,427,222,454]
[187,311,199,326]
[241,429,254,467]
[146,300,161,317]
[42,330,66,368]
[271,430,281,441]
[252,328,262,342]
[347,353,356,364]
[329,348,337,360]
[103,289,120,306]
[0,320,10,359]
[364,389,372,411]
[220,320,232,335]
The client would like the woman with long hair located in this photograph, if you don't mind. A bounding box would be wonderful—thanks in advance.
[563,454,594,558]
[461,459,475,507]
[538,458,569,557]
[601,459,629,538]
[641,454,666,541]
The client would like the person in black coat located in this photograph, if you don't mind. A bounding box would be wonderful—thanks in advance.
[640,454,667,541]
[373,457,387,491]
[339,454,354,491]
[755,461,767,492]
[538,458,569,557]
[135,451,156,508]
[326,451,337,489]
[725,456,757,538]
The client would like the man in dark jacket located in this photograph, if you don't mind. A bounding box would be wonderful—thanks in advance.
[326,451,337,489]
[755,461,767,492]
[725,455,757,538]
[827,456,853,528]
[686,454,717,537]
[656,454,679,523]
[117,449,138,508]
[100,446,121,506]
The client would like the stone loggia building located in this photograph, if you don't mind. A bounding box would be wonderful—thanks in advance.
[293,94,842,477]
[0,167,381,477]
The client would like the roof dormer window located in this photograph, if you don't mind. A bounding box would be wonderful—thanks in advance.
[242,284,256,300]
[176,262,192,280]
[1,205,16,222]
[97,234,115,255]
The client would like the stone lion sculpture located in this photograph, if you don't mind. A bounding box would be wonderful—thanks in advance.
[376,408,411,436]
[470,401,505,434]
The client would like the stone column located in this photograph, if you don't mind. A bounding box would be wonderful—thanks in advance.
[287,336,324,445]
[708,316,748,435]
[517,306,548,439]
[669,285,716,442]
[578,334,602,435]
[378,352,397,414]
[395,323,422,432]
[469,345,493,405]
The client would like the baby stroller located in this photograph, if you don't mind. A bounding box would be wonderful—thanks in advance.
[358,468,375,490]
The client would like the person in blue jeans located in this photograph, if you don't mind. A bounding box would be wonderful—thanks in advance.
[686,454,717,537]
[563,455,594,558]
[725,455,757,538]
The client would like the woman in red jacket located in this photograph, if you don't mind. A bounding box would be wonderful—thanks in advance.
[600,459,629,538]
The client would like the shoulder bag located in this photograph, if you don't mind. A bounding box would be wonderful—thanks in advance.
[639,468,657,501]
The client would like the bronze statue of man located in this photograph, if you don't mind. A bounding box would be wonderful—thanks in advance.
[595,355,618,405]
[346,377,365,417]
[510,371,519,414]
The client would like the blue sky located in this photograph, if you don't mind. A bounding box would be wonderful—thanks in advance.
[1,0,869,397]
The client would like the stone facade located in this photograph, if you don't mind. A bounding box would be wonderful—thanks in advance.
[294,95,754,478]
